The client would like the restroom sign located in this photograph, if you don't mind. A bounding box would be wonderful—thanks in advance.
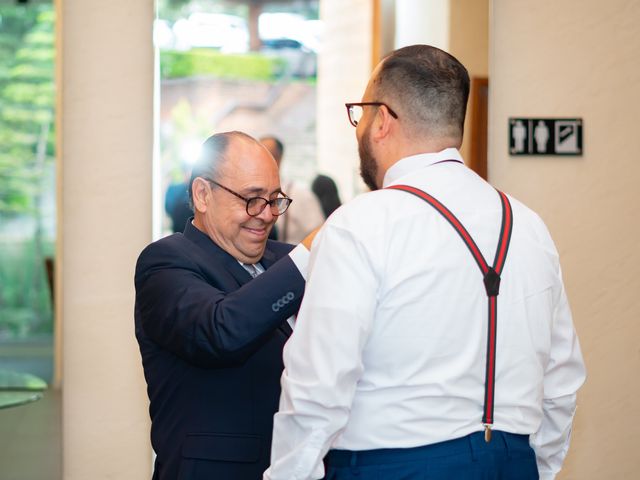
[509,118,583,156]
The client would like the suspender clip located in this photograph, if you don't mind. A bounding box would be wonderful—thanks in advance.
[484,424,492,443]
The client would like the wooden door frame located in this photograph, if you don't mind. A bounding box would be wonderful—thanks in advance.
[468,77,489,180]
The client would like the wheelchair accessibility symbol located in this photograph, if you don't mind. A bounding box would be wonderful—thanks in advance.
[555,120,581,154]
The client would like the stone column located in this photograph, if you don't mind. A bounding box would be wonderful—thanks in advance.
[317,0,374,201]
[395,0,450,50]
[59,0,153,477]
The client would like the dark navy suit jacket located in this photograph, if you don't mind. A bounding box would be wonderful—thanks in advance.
[134,221,305,480]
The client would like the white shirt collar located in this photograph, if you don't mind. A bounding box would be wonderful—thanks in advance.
[382,148,464,187]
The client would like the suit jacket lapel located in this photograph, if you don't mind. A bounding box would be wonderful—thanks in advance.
[184,223,293,338]
[259,246,278,270]
[183,222,252,286]
[183,222,282,287]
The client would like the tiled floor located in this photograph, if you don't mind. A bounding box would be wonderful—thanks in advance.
[0,389,61,480]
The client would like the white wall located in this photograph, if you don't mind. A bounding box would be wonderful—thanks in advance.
[59,0,153,478]
[490,1,640,478]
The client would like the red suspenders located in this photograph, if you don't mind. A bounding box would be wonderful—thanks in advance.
[387,185,514,442]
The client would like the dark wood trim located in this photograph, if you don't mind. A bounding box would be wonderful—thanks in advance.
[468,77,489,180]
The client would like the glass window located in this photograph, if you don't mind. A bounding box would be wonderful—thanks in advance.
[0,1,56,382]
[155,0,321,236]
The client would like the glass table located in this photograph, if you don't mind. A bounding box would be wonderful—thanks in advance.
[0,370,47,409]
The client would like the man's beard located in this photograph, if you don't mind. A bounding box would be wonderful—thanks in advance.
[358,125,379,191]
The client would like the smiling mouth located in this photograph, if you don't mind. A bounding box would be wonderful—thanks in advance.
[244,226,268,237]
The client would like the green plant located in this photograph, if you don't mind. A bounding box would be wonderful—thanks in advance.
[160,49,286,81]
[0,4,55,341]
[0,238,53,339]
[0,5,55,216]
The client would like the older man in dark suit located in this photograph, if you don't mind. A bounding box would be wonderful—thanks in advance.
[135,131,309,480]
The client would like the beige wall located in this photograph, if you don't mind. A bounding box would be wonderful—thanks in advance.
[59,0,153,478]
[490,1,640,478]
[449,0,489,161]
[317,0,374,201]
[449,0,489,79]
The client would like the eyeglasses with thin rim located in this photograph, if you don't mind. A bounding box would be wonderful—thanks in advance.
[206,179,292,217]
[345,102,399,127]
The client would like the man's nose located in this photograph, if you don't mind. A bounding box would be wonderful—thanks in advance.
[256,202,276,222]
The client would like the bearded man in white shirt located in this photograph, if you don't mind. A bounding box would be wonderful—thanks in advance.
[265,44,586,480]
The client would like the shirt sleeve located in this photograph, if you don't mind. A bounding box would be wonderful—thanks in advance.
[530,393,578,480]
[530,266,586,479]
[288,243,310,280]
[264,222,379,480]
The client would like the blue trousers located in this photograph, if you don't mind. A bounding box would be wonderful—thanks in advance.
[323,431,539,480]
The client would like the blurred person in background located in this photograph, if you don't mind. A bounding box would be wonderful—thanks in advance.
[164,165,192,233]
[311,173,342,218]
[260,135,324,243]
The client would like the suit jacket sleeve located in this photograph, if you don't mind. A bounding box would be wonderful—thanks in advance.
[134,239,304,368]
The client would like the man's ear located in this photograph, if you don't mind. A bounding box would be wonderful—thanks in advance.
[191,177,209,213]
[371,105,394,142]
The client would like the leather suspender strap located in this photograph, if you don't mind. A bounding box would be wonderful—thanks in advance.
[386,185,513,442]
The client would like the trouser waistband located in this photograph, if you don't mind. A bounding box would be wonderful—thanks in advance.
[324,431,531,468]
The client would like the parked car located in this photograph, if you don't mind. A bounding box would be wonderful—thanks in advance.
[172,13,249,53]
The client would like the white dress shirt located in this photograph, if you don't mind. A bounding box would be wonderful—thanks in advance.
[265,148,586,480]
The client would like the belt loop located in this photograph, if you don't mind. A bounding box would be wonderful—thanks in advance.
[349,451,360,475]
[468,433,478,462]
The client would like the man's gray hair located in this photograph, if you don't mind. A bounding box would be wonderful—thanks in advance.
[188,131,258,209]
[375,45,470,141]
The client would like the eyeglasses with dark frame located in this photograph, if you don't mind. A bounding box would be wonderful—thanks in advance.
[345,102,399,127]
[205,179,292,217]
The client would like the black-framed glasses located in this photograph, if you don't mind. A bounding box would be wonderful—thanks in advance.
[206,179,292,217]
[345,102,399,127]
